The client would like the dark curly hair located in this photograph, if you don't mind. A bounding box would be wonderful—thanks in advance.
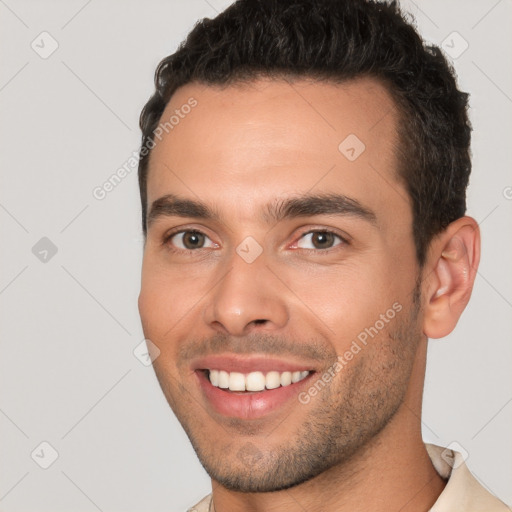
[138,0,471,266]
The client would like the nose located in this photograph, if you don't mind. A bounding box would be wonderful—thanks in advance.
[203,249,289,337]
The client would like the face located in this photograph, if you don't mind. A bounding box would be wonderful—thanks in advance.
[138,77,423,492]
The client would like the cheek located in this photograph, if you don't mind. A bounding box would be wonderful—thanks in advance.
[138,259,179,338]
[138,256,210,342]
[286,263,397,344]
[138,284,160,342]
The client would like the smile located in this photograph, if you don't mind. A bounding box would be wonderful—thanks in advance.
[207,369,311,392]
[191,355,319,419]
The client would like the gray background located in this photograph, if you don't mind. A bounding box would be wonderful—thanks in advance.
[0,0,511,511]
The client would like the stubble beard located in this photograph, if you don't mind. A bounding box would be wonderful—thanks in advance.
[154,291,422,493]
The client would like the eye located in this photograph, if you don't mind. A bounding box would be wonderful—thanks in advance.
[166,230,217,251]
[296,230,345,250]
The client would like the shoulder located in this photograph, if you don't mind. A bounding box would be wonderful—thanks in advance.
[426,443,510,512]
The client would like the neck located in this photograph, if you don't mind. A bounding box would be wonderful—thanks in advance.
[210,339,446,512]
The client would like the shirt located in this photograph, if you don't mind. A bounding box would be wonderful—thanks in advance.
[186,443,510,511]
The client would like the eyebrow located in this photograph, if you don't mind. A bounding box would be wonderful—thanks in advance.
[147,192,377,229]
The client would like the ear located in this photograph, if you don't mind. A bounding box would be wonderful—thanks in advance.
[423,216,481,339]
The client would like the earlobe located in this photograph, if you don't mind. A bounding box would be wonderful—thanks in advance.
[423,217,481,339]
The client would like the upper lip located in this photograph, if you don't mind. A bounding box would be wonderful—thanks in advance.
[191,354,318,374]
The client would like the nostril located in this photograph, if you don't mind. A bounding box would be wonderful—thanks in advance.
[253,319,267,325]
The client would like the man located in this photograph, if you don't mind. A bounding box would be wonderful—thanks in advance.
[137,0,510,510]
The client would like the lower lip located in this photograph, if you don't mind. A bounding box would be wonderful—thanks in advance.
[196,371,314,420]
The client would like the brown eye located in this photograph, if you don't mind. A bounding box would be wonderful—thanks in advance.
[296,231,343,250]
[182,231,205,249]
[168,230,215,250]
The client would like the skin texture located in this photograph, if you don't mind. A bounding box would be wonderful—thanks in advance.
[138,77,480,512]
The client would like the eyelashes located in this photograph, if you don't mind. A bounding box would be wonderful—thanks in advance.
[162,228,350,256]
[164,230,218,251]
[294,230,346,251]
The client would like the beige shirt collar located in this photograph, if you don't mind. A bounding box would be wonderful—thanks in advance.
[426,443,509,511]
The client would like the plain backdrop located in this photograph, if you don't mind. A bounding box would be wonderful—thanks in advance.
[0,1,511,511]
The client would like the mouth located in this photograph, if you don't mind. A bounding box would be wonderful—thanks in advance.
[206,368,311,392]
[192,356,317,419]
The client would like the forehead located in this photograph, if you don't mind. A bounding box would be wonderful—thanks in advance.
[146,76,410,229]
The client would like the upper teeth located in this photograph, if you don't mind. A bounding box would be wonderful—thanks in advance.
[209,370,310,392]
